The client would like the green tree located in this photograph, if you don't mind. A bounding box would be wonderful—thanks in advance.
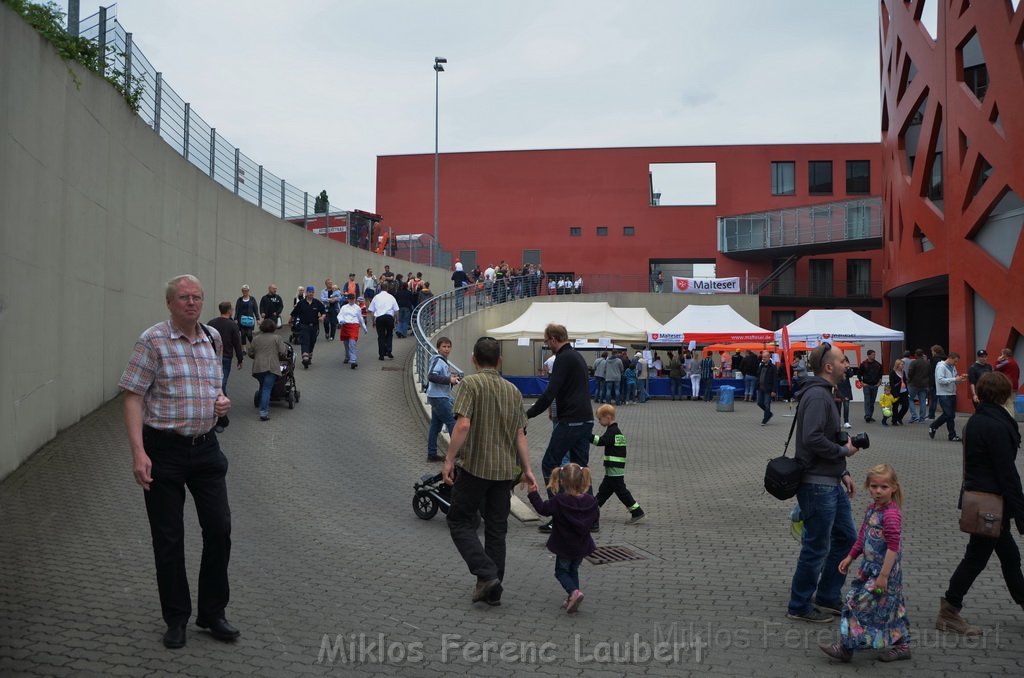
[314,190,330,214]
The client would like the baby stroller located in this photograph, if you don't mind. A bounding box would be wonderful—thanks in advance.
[412,472,452,520]
[252,343,300,410]
[288,316,302,345]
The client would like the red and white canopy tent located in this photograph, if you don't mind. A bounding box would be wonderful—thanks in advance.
[647,305,774,344]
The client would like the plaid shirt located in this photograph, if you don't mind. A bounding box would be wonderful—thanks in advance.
[118,320,223,436]
[453,368,526,481]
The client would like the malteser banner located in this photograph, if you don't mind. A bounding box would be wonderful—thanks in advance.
[671,277,741,294]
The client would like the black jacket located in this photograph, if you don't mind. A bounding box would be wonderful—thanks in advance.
[527,343,593,422]
[739,353,760,376]
[962,403,1024,530]
[794,376,849,480]
[757,360,779,392]
[858,358,883,386]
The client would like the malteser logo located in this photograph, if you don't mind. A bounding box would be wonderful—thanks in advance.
[675,278,689,292]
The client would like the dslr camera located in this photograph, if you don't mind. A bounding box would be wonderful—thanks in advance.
[838,431,869,450]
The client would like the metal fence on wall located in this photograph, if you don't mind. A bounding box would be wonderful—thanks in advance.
[72,5,450,265]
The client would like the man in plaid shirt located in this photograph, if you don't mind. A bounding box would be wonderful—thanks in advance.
[119,274,239,649]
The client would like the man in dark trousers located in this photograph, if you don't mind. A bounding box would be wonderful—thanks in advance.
[526,323,595,532]
[119,274,239,648]
[756,351,779,425]
[289,286,325,368]
[207,302,243,395]
[967,349,993,409]
[858,349,883,423]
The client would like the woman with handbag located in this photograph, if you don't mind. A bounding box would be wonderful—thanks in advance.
[235,285,259,347]
[937,371,1024,635]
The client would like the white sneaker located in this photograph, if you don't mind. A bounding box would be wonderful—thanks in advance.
[843,422,852,429]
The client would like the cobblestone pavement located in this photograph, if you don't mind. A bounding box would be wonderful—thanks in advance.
[2,332,1023,677]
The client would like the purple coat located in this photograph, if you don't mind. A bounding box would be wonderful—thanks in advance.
[528,491,599,559]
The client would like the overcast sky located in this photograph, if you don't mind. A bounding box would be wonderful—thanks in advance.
[76,1,884,213]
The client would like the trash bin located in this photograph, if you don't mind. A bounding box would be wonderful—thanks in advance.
[1015,394,1024,423]
[717,385,735,412]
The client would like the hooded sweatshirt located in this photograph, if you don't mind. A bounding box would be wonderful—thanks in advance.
[794,376,850,483]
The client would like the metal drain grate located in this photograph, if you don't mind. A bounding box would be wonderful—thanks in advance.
[585,545,647,566]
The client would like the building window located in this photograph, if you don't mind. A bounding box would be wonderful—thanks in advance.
[809,259,834,296]
[596,226,608,236]
[569,227,581,237]
[809,161,833,195]
[623,226,635,236]
[771,311,796,331]
[964,64,988,101]
[928,151,943,201]
[771,161,795,196]
[522,249,541,265]
[846,160,870,194]
[846,259,872,297]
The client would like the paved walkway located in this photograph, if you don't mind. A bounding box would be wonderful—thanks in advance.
[1,332,1022,676]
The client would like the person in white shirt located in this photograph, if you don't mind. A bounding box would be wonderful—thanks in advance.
[363,268,377,302]
[337,294,368,368]
[367,284,399,360]
[483,265,496,304]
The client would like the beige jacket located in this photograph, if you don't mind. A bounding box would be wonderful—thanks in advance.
[247,332,288,374]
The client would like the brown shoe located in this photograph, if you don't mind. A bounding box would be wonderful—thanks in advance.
[819,642,852,662]
[471,578,501,603]
[935,597,982,636]
[877,644,911,662]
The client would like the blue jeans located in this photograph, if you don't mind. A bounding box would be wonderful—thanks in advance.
[638,378,649,403]
[756,389,773,422]
[788,483,856,614]
[397,307,412,335]
[927,387,938,418]
[221,357,232,395]
[669,377,683,399]
[862,384,879,420]
[541,421,594,498]
[593,378,605,402]
[554,557,582,594]
[908,386,928,421]
[743,374,757,398]
[931,395,958,438]
[603,381,619,405]
[256,371,277,417]
[427,397,455,457]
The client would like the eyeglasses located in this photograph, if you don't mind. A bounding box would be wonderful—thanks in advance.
[176,295,204,303]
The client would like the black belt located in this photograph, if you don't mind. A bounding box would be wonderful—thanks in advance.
[144,425,217,447]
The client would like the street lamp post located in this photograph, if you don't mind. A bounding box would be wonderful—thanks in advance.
[433,57,446,268]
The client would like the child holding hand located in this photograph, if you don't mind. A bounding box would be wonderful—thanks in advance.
[528,464,599,613]
[820,464,912,663]
[879,385,896,426]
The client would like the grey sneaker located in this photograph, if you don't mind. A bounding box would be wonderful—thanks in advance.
[787,608,834,623]
[627,512,646,525]
[814,601,842,616]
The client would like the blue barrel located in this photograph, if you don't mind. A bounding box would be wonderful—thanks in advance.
[717,385,736,412]
[1015,394,1024,422]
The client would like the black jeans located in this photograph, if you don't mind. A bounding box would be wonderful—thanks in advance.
[541,421,594,498]
[323,310,338,340]
[299,323,319,357]
[142,428,232,626]
[945,528,1024,608]
[375,314,395,357]
[596,475,640,513]
[446,470,514,582]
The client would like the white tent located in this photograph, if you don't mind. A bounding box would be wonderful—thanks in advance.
[487,302,649,341]
[774,309,904,342]
[648,304,774,343]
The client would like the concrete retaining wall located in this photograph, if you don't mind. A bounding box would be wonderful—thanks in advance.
[0,5,450,481]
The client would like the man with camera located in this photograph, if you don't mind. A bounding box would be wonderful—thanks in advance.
[786,342,861,623]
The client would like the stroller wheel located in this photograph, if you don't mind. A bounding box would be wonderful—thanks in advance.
[287,391,294,409]
[412,493,439,520]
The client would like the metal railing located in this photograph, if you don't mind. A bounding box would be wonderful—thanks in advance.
[70,5,452,265]
[717,197,882,254]
[411,273,548,390]
[747,278,884,298]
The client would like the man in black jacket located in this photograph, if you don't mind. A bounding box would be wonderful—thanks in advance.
[756,352,779,425]
[858,349,884,423]
[787,343,859,623]
[526,324,595,532]
[259,284,284,326]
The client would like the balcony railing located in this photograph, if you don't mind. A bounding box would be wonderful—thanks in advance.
[747,278,884,299]
[718,197,882,255]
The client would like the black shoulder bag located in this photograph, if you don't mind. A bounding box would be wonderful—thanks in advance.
[764,407,804,500]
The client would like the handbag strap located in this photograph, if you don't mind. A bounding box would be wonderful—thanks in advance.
[782,404,799,457]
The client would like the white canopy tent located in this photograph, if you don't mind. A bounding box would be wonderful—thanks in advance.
[648,304,774,343]
[774,309,904,343]
[487,302,650,342]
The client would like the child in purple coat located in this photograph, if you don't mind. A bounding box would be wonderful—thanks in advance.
[528,463,599,613]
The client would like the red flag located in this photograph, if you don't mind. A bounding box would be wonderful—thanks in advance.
[781,325,793,389]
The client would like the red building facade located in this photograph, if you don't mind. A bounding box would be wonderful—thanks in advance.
[377,143,883,329]
[880,0,1024,386]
